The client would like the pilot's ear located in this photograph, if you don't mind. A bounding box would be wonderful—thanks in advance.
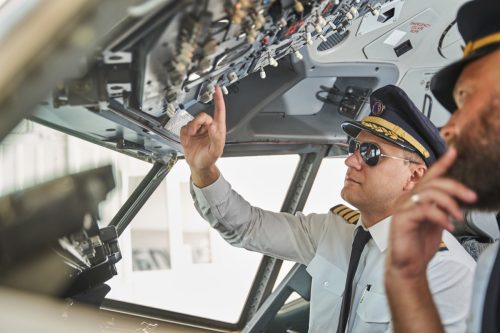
[404,164,427,191]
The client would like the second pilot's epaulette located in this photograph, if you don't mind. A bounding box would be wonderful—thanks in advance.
[330,204,360,224]
[439,240,448,252]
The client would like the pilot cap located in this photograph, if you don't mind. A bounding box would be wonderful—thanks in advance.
[431,0,500,112]
[341,85,446,167]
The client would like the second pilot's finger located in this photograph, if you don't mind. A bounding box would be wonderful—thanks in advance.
[400,203,455,233]
[409,188,464,221]
[415,177,476,206]
[422,148,457,181]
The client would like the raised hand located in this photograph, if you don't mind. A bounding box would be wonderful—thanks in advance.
[385,148,478,333]
[387,147,477,278]
[180,86,226,187]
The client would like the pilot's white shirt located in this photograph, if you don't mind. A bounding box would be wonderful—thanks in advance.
[191,175,476,333]
[466,242,499,333]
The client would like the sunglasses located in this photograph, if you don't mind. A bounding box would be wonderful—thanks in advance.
[348,138,417,166]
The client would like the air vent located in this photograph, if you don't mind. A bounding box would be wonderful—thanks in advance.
[317,31,349,51]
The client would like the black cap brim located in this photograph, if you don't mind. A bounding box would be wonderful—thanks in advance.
[431,47,492,112]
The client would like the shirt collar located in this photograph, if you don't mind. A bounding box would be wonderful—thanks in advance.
[355,216,392,252]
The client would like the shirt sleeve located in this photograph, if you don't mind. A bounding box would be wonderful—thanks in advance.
[426,253,476,333]
[190,174,331,265]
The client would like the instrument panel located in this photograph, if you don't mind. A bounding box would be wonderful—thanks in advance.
[54,0,386,139]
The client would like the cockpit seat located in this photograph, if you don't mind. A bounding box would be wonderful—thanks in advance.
[454,210,500,261]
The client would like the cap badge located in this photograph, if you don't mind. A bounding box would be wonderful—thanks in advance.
[371,100,385,116]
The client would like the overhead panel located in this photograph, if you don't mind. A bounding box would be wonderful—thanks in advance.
[50,0,390,142]
[262,77,337,116]
[398,67,451,127]
[363,8,438,60]
[356,0,405,37]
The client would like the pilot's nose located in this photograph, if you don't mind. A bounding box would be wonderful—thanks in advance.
[345,150,363,170]
[440,119,459,145]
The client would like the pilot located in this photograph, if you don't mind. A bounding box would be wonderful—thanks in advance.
[384,0,500,332]
[180,84,475,333]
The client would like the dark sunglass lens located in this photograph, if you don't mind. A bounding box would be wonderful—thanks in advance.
[360,142,381,166]
[348,139,357,154]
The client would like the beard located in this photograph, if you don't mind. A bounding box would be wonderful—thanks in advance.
[445,115,500,211]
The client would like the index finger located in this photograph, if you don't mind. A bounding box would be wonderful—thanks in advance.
[424,147,457,180]
[213,86,226,129]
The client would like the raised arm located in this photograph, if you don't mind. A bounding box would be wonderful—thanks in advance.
[180,86,226,187]
[385,148,477,333]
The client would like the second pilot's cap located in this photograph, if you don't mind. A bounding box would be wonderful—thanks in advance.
[341,85,447,166]
[431,0,500,112]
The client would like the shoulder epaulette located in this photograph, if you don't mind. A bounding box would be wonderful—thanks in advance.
[330,204,360,224]
[439,241,448,252]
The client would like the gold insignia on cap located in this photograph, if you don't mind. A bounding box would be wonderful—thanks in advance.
[361,116,430,158]
[331,204,360,224]
[371,100,385,116]
[463,32,500,57]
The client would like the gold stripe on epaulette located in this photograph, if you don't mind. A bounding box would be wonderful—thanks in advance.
[347,212,361,224]
[331,204,348,214]
[344,210,360,221]
[438,241,448,252]
[330,204,360,224]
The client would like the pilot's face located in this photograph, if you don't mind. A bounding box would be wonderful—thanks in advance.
[341,131,413,213]
[440,49,500,210]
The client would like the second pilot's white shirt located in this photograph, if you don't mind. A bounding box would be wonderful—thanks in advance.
[191,175,476,333]
[465,242,499,333]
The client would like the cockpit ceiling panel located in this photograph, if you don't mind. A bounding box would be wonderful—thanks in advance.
[45,0,387,155]
[363,8,438,61]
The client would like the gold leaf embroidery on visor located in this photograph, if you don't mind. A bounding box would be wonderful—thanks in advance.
[361,116,430,158]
